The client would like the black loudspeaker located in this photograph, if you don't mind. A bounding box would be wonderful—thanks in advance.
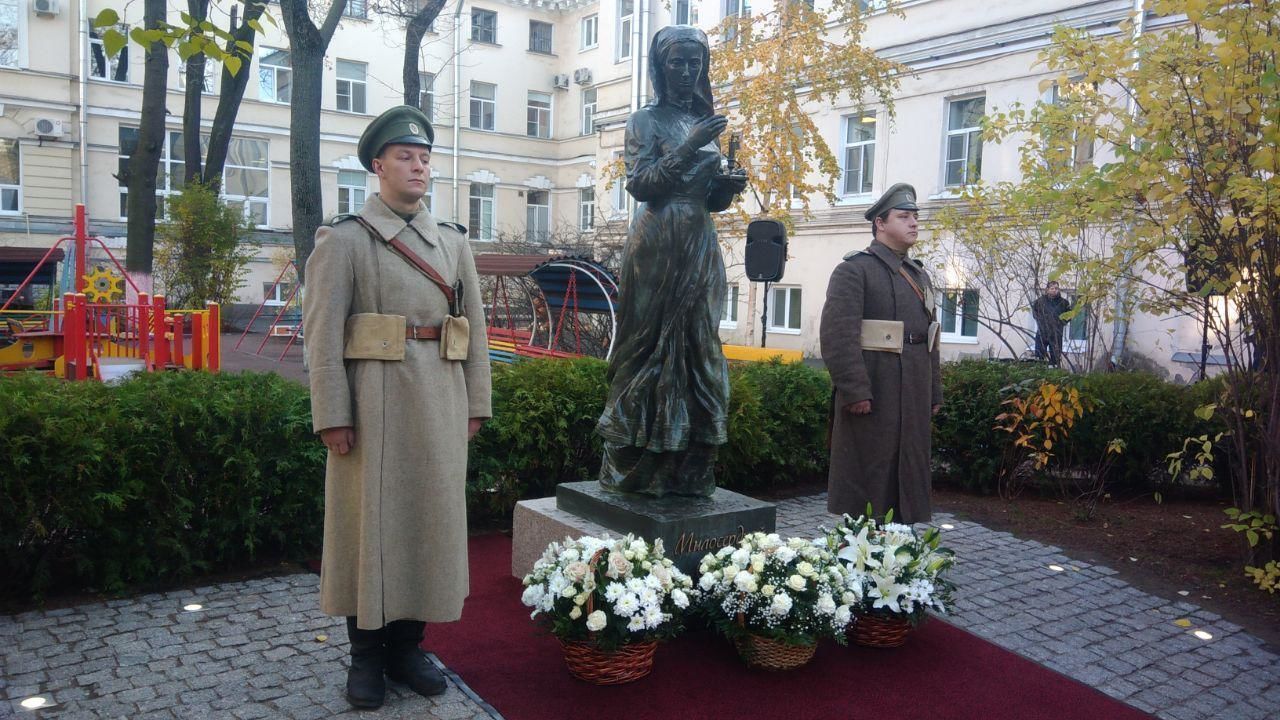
[745,219,787,282]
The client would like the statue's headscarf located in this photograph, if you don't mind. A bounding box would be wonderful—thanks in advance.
[647,25,715,119]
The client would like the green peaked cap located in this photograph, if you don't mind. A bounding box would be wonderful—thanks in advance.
[864,182,919,222]
[357,105,435,172]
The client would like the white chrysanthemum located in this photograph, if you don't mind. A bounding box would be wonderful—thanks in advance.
[604,581,626,602]
[627,614,647,632]
[671,588,690,609]
[639,588,660,608]
[547,572,568,596]
[521,584,544,609]
[644,573,664,591]
[816,594,837,615]
[733,570,758,593]
[643,606,665,629]
[787,574,806,592]
[586,610,607,632]
[625,577,646,594]
[770,592,793,616]
[615,592,641,616]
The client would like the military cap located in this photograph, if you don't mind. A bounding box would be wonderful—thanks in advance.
[357,105,435,172]
[864,182,919,222]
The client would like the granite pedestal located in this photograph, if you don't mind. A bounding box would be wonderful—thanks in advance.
[511,481,776,577]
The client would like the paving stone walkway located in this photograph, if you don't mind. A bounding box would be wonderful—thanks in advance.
[3,493,1278,719]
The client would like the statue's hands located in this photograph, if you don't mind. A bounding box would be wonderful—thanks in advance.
[681,114,729,153]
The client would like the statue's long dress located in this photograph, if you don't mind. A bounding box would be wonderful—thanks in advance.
[595,103,736,497]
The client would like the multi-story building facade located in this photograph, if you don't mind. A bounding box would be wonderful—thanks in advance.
[0,0,1211,378]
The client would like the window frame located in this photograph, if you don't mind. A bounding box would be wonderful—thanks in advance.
[419,72,435,120]
[335,59,368,114]
[337,169,368,215]
[343,0,368,19]
[262,281,296,307]
[723,0,750,45]
[578,187,595,231]
[470,81,497,131]
[89,23,130,82]
[841,114,876,197]
[471,8,498,44]
[720,282,740,329]
[0,0,23,69]
[527,91,553,139]
[0,138,21,214]
[529,19,553,54]
[468,183,495,241]
[178,60,217,94]
[939,288,980,343]
[615,0,634,62]
[767,285,802,333]
[580,14,598,50]
[258,47,292,104]
[943,95,985,189]
[525,189,550,243]
[581,87,597,136]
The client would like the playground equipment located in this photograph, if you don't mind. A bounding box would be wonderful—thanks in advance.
[0,205,221,380]
[233,259,303,362]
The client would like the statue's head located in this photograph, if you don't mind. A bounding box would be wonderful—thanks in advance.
[649,25,715,118]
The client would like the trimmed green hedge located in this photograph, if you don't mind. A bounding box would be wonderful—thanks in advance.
[1,358,1227,599]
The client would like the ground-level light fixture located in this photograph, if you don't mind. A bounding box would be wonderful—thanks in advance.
[183,603,204,612]
[21,697,50,710]
[1048,565,1066,572]
[940,523,955,530]
[1192,630,1214,641]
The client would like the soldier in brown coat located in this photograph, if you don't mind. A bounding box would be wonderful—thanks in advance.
[819,183,942,523]
[304,106,491,709]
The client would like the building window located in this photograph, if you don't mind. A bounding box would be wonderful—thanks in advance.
[526,190,549,243]
[769,286,802,332]
[90,24,129,82]
[258,48,292,104]
[263,282,296,306]
[944,96,984,188]
[343,0,367,18]
[527,91,552,139]
[578,187,595,231]
[0,0,18,68]
[118,127,183,219]
[419,72,435,119]
[529,20,553,54]
[610,152,627,217]
[0,139,19,213]
[940,288,980,340]
[424,180,434,213]
[580,14,598,50]
[336,60,367,114]
[178,60,216,94]
[616,0,634,62]
[337,169,367,214]
[581,87,597,135]
[842,115,876,196]
[471,8,497,44]
[721,283,740,327]
[470,82,496,131]
[675,0,692,24]
[468,183,494,240]
[1044,82,1095,170]
[222,136,270,226]
[723,0,749,44]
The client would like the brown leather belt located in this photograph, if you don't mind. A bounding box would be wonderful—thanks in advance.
[904,333,928,345]
[406,325,441,340]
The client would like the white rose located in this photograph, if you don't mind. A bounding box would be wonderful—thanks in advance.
[569,606,582,620]
[761,584,775,597]
[770,592,793,616]
[561,585,577,599]
[586,610,607,632]
[751,555,765,573]
[607,552,633,579]
[797,561,816,578]
[698,573,717,591]
[787,575,806,592]
[564,561,591,583]
[731,548,751,568]
[733,570,758,593]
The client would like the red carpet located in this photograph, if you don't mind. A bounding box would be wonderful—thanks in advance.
[429,535,1151,720]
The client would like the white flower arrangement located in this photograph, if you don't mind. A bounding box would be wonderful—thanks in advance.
[696,532,853,646]
[824,508,956,626]
[521,534,694,651]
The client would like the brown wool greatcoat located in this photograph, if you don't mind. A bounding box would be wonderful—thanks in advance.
[819,241,942,524]
[304,194,492,630]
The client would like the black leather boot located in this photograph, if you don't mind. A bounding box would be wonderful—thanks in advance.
[384,620,447,697]
[345,617,387,709]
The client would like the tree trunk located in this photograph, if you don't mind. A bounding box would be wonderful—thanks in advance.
[124,0,170,274]
[204,0,268,190]
[281,0,347,282]
[401,1,445,107]
[182,0,210,184]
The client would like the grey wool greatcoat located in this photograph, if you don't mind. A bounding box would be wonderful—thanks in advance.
[819,240,942,523]
[304,194,492,630]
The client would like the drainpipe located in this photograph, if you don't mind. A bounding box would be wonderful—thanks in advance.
[78,0,89,205]
[636,0,650,108]
[1109,0,1146,367]
[451,0,464,223]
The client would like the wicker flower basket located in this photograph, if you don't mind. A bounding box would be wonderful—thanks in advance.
[560,638,658,685]
[850,613,913,648]
[733,633,817,671]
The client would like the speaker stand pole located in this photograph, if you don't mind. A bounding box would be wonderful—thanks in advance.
[760,281,770,348]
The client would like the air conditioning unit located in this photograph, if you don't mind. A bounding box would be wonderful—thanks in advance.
[552,74,570,90]
[32,0,60,17]
[573,68,593,85]
[33,117,65,139]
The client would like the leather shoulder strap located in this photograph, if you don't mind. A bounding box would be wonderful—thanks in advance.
[438,221,467,236]
[349,216,456,306]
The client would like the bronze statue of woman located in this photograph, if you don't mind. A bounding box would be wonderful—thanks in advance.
[596,25,748,497]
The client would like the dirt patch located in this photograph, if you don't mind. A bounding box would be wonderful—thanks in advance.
[933,486,1280,652]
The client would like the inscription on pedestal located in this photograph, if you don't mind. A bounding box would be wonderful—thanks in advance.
[554,482,776,573]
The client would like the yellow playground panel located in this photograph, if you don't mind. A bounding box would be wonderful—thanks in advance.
[721,344,804,363]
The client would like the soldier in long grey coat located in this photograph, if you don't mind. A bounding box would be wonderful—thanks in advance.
[304,106,491,710]
[819,183,942,524]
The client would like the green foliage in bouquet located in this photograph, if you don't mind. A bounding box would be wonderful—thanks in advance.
[695,532,852,647]
[521,535,695,652]
[825,505,956,627]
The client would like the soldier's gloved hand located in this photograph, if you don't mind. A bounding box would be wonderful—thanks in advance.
[844,400,872,416]
[321,426,356,455]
